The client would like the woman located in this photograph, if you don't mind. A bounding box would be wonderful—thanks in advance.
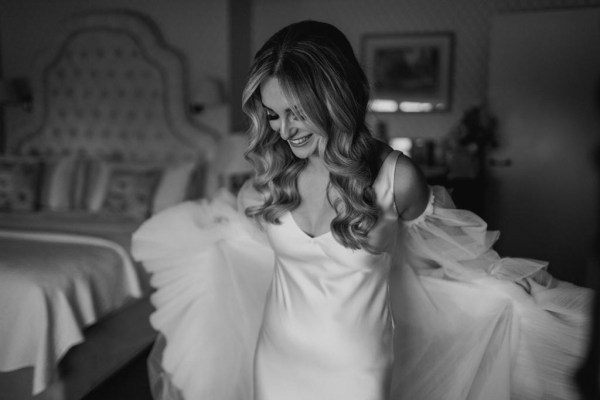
[133,20,592,400]
[241,20,428,400]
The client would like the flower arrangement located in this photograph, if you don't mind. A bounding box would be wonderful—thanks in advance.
[444,102,497,179]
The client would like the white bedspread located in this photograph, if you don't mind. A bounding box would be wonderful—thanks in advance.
[0,229,143,395]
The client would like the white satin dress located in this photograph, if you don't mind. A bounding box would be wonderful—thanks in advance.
[132,151,593,400]
[253,151,403,400]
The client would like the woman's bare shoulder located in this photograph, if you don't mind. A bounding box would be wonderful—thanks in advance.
[392,152,430,221]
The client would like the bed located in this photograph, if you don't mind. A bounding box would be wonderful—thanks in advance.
[0,10,220,400]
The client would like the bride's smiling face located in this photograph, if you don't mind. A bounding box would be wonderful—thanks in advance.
[259,77,321,160]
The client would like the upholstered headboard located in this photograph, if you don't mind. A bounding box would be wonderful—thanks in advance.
[12,10,219,164]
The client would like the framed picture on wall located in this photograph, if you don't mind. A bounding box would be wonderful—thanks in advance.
[361,32,454,113]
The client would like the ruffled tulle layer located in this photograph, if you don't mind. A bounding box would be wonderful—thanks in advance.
[132,186,592,400]
[132,190,274,400]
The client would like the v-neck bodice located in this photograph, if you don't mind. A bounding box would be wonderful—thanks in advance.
[283,150,399,242]
[286,211,333,239]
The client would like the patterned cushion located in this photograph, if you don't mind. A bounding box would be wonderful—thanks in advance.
[85,159,204,218]
[0,156,43,211]
[85,160,162,219]
[101,168,162,219]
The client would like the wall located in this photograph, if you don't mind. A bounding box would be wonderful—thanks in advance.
[0,0,228,91]
[251,0,600,142]
[486,8,600,285]
[2,0,600,144]
[251,0,495,142]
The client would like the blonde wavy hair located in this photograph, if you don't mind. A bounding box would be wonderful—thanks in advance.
[242,20,380,251]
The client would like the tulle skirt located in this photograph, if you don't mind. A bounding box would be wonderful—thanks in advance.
[132,187,593,400]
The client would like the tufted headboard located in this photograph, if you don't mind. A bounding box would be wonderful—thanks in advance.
[12,10,219,164]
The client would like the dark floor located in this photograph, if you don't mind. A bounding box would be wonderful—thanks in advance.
[83,345,153,400]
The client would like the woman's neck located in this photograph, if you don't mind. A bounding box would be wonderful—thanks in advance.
[306,153,329,176]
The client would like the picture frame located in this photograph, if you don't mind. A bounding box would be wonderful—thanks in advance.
[361,32,454,113]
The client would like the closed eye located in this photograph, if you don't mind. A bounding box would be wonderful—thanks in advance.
[262,105,305,122]
[263,107,278,121]
[290,107,306,121]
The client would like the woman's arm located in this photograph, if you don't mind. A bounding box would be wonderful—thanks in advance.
[392,153,430,221]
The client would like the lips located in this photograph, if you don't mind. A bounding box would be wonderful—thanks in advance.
[288,134,312,147]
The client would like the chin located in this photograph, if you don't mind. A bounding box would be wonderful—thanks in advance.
[287,140,319,159]
[289,147,315,159]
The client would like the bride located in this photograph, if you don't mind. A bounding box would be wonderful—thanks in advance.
[132,20,593,400]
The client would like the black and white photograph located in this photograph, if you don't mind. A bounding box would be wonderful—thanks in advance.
[0,1,599,400]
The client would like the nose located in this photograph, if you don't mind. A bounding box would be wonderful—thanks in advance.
[278,118,296,140]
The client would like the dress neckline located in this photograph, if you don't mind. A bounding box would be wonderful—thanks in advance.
[287,211,332,239]
[287,150,400,240]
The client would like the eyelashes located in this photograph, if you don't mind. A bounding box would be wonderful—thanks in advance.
[292,112,305,121]
[264,110,304,122]
[262,104,306,122]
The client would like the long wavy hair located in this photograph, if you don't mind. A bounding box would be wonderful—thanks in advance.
[242,20,380,251]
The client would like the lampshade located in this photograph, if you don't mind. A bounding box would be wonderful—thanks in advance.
[214,132,252,174]
[212,132,253,194]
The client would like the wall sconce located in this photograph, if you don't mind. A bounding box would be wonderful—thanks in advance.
[0,78,32,111]
[214,132,253,194]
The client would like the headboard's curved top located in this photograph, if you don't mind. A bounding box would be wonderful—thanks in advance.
[14,10,219,163]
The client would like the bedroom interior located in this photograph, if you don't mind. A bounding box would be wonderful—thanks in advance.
[0,0,599,399]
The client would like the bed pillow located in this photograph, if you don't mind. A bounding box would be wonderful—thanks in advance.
[102,168,162,219]
[86,161,162,219]
[0,156,43,212]
[39,156,87,211]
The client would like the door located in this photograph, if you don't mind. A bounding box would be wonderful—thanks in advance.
[486,8,600,286]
